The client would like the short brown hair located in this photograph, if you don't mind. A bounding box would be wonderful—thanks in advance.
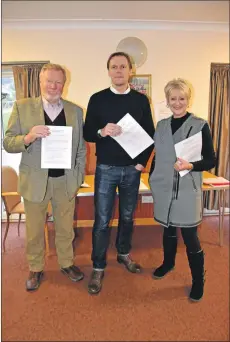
[40,63,66,82]
[107,52,132,70]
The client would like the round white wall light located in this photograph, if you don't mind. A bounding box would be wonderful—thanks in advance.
[116,37,147,68]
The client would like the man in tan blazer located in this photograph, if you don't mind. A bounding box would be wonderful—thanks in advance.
[3,63,86,291]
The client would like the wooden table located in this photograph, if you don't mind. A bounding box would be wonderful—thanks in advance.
[76,172,229,246]
[78,173,151,196]
[75,173,156,228]
[201,171,229,246]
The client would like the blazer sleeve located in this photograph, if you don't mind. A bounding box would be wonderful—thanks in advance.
[3,101,31,153]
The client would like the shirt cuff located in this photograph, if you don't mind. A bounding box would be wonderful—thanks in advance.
[97,129,103,138]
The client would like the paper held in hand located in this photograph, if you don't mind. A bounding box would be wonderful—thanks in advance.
[111,113,154,159]
[41,126,72,169]
[174,131,202,177]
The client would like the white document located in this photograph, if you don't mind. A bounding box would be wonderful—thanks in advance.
[174,131,202,177]
[112,113,154,159]
[41,126,72,169]
[153,100,172,123]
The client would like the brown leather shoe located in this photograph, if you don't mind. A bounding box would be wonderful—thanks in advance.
[88,270,104,295]
[26,271,44,291]
[117,254,142,273]
[61,265,84,282]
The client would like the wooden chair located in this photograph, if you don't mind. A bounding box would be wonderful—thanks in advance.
[85,142,96,175]
[1,165,50,254]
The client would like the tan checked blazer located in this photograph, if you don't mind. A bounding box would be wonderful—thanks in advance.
[3,96,86,203]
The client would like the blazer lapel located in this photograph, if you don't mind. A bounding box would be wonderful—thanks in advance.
[32,96,45,125]
[62,99,78,167]
[63,100,76,129]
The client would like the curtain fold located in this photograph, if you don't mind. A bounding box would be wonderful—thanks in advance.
[12,64,45,100]
[205,63,230,209]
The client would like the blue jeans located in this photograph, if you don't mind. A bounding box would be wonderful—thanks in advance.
[92,164,141,269]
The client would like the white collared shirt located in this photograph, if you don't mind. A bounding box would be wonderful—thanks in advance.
[42,97,64,122]
[110,85,131,95]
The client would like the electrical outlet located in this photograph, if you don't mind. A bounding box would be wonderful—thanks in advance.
[142,196,153,203]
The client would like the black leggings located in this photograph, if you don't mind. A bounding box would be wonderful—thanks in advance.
[164,225,201,253]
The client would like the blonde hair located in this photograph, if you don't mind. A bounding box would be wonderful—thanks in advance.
[40,63,66,83]
[164,78,191,103]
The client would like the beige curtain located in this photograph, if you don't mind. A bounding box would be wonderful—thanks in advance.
[12,64,45,100]
[206,63,230,209]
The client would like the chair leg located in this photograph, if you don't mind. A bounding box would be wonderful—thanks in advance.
[44,214,50,257]
[17,213,22,236]
[3,214,10,253]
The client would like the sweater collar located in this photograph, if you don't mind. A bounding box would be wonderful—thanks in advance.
[110,85,130,95]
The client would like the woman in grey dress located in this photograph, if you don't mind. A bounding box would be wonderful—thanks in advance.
[149,78,216,302]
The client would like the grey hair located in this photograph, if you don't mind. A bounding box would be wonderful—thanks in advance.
[39,63,66,83]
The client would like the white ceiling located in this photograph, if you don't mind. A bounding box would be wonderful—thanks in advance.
[2,0,229,22]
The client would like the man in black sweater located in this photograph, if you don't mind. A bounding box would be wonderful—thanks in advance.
[83,52,155,295]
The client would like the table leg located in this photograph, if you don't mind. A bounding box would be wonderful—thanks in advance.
[218,191,222,246]
[199,192,206,235]
[220,190,226,246]
[218,190,224,247]
[202,191,206,218]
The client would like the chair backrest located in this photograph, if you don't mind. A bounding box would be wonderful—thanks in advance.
[85,142,96,175]
[1,166,21,214]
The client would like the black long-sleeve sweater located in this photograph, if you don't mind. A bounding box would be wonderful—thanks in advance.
[150,112,216,175]
[83,88,155,167]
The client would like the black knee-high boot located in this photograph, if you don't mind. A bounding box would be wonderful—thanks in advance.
[187,250,205,302]
[153,235,177,279]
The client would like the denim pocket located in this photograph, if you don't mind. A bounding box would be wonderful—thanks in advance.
[97,164,114,171]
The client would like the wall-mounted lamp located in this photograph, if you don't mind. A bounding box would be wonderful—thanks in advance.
[116,37,148,68]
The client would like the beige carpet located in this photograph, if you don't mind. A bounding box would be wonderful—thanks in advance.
[2,216,229,341]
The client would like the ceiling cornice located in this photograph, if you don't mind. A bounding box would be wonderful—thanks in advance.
[3,19,229,32]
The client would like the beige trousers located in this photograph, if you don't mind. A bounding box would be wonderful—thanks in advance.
[24,176,75,272]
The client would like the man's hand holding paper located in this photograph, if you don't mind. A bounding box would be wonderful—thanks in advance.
[111,113,154,159]
[100,123,122,137]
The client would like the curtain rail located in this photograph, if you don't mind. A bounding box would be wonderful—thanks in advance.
[2,61,49,66]
[211,63,229,68]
